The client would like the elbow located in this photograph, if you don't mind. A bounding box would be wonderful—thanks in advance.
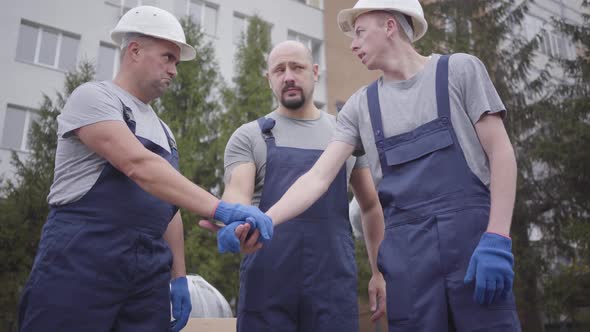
[117,154,156,184]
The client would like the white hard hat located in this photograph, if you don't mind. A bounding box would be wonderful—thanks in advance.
[111,6,196,61]
[337,0,428,42]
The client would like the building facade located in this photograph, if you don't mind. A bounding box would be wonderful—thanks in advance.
[0,0,326,178]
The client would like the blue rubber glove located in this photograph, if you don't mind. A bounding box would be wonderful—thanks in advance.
[218,221,244,253]
[464,232,514,305]
[170,276,191,332]
[213,201,273,241]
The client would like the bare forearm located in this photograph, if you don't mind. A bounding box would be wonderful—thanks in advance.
[163,213,186,279]
[266,141,355,225]
[127,154,219,217]
[486,147,517,236]
[361,204,385,274]
[266,170,330,225]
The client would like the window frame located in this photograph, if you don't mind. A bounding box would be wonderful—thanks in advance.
[15,20,80,72]
[292,0,323,10]
[0,105,39,153]
[96,42,120,81]
[287,30,323,66]
[187,0,219,37]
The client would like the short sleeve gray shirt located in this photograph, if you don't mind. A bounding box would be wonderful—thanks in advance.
[47,81,176,205]
[224,111,369,207]
[333,53,505,187]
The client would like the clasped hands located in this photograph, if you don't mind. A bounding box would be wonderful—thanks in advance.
[201,201,272,253]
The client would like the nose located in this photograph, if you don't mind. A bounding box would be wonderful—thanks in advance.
[283,67,295,84]
[350,38,360,54]
[168,63,177,78]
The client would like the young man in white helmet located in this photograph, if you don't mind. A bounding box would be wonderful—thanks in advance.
[18,6,273,332]
[245,0,521,331]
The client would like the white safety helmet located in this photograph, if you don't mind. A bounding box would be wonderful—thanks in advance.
[337,0,428,42]
[111,5,196,61]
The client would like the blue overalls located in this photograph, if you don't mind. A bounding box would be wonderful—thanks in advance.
[237,117,359,332]
[369,55,521,331]
[19,100,178,332]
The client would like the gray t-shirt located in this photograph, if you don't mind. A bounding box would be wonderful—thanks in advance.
[224,110,369,207]
[47,81,176,205]
[333,53,505,187]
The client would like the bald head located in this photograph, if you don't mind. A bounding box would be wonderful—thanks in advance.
[267,40,314,70]
[265,40,319,111]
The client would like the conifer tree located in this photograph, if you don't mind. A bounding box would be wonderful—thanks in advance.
[0,62,94,331]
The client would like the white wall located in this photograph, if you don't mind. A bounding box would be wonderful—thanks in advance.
[0,0,325,179]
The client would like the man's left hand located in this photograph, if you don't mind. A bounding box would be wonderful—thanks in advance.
[170,276,191,332]
[464,232,514,305]
[368,272,386,322]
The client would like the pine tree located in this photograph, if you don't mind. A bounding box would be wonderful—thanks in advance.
[155,18,244,307]
[220,15,273,145]
[0,62,94,331]
[185,14,274,309]
[528,2,590,327]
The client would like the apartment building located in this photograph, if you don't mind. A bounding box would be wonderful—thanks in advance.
[0,0,326,178]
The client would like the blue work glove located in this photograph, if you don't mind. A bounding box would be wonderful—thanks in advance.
[170,276,191,332]
[464,232,514,305]
[213,201,273,242]
[217,218,256,253]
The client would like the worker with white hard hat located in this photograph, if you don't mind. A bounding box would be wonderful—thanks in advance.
[18,6,272,332]
[250,0,521,331]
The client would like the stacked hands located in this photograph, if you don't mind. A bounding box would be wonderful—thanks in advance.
[208,203,515,307]
[211,201,273,253]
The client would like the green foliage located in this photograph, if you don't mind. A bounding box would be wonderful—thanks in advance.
[531,1,590,327]
[220,15,273,145]
[0,62,94,330]
[155,18,243,307]
[156,18,225,192]
[418,1,547,330]
[418,0,590,330]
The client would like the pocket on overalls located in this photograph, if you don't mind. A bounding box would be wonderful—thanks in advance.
[330,234,358,315]
[380,126,463,206]
[238,251,267,312]
[377,215,440,323]
[28,218,86,287]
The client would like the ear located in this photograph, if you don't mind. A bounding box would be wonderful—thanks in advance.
[128,40,142,61]
[312,64,319,82]
[265,72,272,89]
[385,17,398,39]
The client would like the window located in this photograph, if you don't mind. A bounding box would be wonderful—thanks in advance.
[233,13,248,45]
[1,106,39,151]
[116,0,159,15]
[522,15,575,60]
[540,30,575,60]
[287,31,322,65]
[15,20,80,72]
[188,0,218,36]
[293,0,322,10]
[96,43,118,81]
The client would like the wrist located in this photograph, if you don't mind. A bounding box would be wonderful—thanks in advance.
[211,200,222,219]
[480,232,512,251]
[485,231,511,239]
[213,200,234,224]
[171,272,187,280]
[265,209,279,226]
[371,270,383,278]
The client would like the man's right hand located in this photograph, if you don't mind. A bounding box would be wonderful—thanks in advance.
[198,220,263,254]
[213,201,273,241]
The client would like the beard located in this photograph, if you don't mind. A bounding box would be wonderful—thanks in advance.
[281,92,306,110]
